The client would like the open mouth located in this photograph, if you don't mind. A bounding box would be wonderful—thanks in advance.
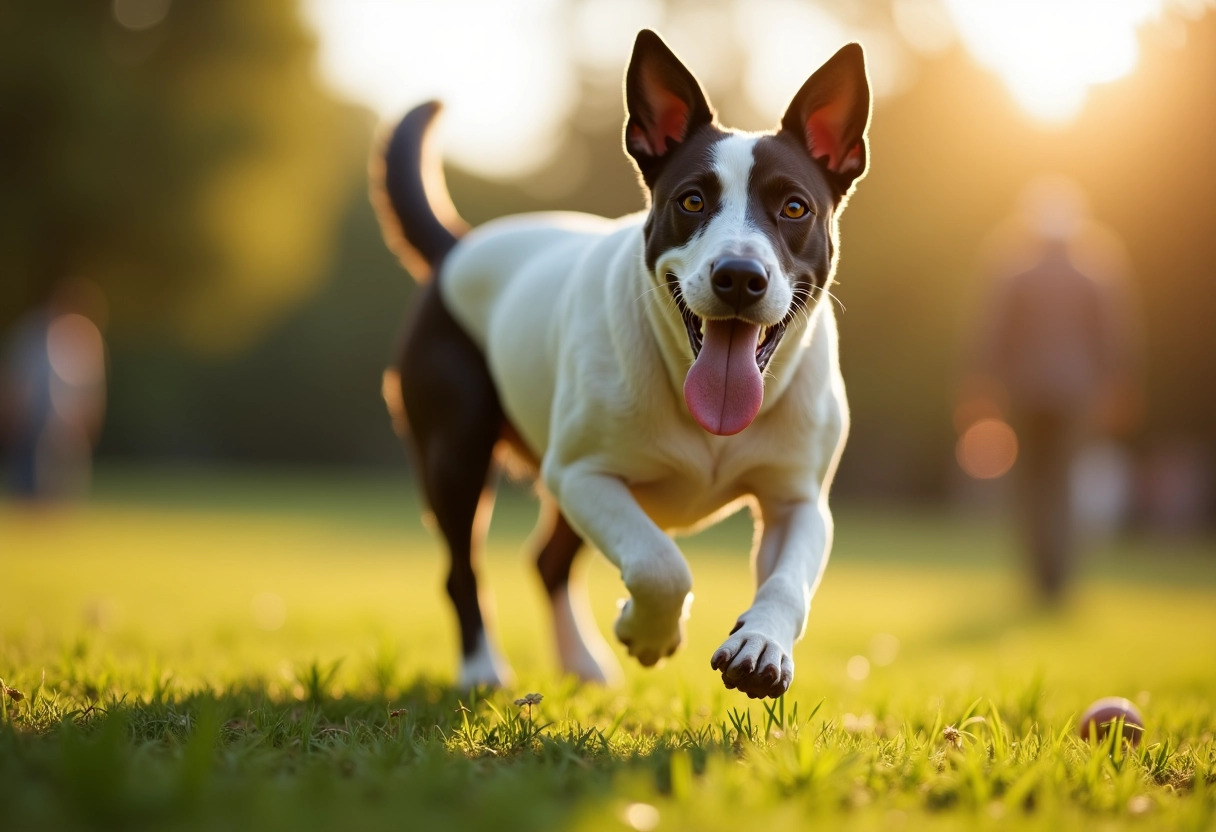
[669,277,790,372]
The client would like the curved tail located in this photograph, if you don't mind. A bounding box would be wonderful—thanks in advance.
[371,101,468,281]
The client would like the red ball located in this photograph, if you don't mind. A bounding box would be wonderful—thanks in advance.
[1078,697,1145,747]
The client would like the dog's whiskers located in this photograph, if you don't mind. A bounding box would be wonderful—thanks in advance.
[635,282,670,304]
[811,282,846,314]
[634,282,683,320]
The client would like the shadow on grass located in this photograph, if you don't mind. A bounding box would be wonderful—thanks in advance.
[0,676,737,832]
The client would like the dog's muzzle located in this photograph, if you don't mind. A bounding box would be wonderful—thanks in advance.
[668,276,790,374]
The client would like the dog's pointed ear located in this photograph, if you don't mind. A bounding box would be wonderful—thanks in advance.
[624,30,715,184]
[781,43,871,197]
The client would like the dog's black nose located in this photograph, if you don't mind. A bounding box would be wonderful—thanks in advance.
[710,258,769,311]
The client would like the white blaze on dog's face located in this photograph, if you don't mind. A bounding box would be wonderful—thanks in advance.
[660,134,793,328]
[624,31,871,436]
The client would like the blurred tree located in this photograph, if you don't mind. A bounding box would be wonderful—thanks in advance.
[0,0,367,351]
[100,187,411,465]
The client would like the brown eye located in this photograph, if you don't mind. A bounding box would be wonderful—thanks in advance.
[782,199,809,219]
[680,193,704,213]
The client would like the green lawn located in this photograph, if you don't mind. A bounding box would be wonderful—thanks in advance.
[2,465,1215,830]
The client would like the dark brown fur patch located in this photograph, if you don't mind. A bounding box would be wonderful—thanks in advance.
[642,126,729,272]
[747,132,839,297]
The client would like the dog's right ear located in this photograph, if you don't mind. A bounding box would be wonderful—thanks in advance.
[624,30,714,185]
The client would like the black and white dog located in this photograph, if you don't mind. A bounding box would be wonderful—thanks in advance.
[374,30,870,699]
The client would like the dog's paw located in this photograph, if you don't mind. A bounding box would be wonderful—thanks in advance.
[457,662,513,690]
[550,584,623,685]
[710,626,793,699]
[613,595,690,667]
[557,630,623,685]
[564,650,623,686]
[458,635,515,690]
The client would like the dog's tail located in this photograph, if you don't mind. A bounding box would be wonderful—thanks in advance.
[371,101,468,282]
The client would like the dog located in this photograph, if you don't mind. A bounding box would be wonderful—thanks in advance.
[373,30,870,699]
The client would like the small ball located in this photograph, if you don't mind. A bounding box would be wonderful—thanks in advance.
[1078,697,1144,747]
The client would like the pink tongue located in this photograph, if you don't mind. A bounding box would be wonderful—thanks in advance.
[683,319,764,436]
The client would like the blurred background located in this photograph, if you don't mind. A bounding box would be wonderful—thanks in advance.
[2,0,1215,551]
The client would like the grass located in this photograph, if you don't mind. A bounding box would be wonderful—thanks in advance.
[2,464,1215,831]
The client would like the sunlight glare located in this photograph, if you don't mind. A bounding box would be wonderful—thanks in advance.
[303,0,575,177]
[573,0,665,73]
[944,0,1161,123]
[304,0,910,177]
[736,0,912,117]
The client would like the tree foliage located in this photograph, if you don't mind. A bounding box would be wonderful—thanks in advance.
[0,0,368,350]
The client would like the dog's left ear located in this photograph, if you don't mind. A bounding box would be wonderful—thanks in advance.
[781,43,871,197]
[624,30,715,186]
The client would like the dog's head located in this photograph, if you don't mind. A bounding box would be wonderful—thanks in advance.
[624,30,870,436]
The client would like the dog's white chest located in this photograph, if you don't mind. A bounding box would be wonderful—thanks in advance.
[628,470,749,532]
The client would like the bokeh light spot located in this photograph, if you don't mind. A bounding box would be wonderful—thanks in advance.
[623,802,660,831]
[112,0,172,31]
[47,314,105,387]
[869,632,901,667]
[957,418,1019,480]
[893,0,955,55]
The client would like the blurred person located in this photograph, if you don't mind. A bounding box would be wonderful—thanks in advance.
[959,176,1140,602]
[1,279,108,500]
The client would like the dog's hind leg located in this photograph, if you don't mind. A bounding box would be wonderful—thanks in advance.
[535,502,621,684]
[397,283,514,689]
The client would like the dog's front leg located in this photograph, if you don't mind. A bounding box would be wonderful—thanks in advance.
[547,465,693,667]
[711,497,832,698]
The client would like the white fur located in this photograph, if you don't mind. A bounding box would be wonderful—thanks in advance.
[551,584,622,684]
[440,140,848,695]
[458,630,515,689]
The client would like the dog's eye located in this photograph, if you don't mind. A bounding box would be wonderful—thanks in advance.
[782,199,810,220]
[680,193,704,213]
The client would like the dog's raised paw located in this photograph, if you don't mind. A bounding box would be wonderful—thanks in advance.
[710,629,793,699]
[614,596,687,667]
